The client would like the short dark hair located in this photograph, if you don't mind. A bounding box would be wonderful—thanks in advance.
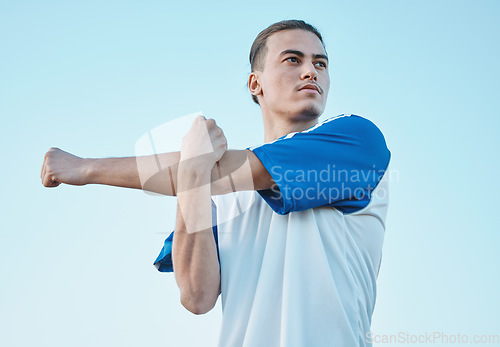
[249,20,325,105]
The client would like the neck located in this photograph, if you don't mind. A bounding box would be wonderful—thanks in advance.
[260,108,320,143]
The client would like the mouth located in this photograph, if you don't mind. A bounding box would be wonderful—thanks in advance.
[298,83,322,94]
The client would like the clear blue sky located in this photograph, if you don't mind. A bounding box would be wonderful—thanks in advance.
[1,1,499,346]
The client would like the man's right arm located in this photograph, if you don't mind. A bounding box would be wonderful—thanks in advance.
[171,116,226,315]
[172,163,220,315]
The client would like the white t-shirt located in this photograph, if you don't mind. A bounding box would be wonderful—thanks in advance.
[155,114,391,347]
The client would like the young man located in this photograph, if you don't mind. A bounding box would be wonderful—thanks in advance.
[41,20,391,346]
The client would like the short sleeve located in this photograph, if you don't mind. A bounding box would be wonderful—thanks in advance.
[153,199,220,272]
[247,114,391,214]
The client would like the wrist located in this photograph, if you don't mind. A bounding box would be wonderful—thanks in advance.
[180,151,216,170]
[178,163,211,180]
[177,161,212,191]
[178,157,213,176]
[84,158,99,184]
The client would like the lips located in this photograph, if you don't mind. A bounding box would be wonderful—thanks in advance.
[299,83,321,94]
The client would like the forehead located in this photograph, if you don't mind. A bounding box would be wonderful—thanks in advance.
[265,29,327,59]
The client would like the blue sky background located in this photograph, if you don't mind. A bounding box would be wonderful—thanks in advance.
[1,1,499,346]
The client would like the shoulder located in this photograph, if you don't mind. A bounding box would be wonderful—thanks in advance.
[314,114,391,167]
[293,113,388,150]
[314,114,385,136]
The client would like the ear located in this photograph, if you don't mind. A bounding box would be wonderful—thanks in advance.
[248,72,262,98]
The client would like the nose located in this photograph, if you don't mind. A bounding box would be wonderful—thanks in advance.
[301,61,318,81]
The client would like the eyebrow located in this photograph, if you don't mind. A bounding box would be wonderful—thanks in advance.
[279,49,329,62]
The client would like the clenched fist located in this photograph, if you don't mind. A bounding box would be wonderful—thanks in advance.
[40,147,90,187]
[180,116,228,169]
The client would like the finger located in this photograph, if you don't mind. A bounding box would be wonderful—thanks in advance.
[213,139,227,153]
[41,149,53,182]
[41,154,46,180]
[206,119,217,130]
[41,156,47,183]
[219,138,228,150]
[42,173,59,188]
[42,173,52,187]
[41,156,52,186]
[190,115,206,131]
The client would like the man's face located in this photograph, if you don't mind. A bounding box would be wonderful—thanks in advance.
[255,29,330,119]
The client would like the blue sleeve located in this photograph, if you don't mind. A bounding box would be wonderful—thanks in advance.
[153,199,220,272]
[248,114,391,214]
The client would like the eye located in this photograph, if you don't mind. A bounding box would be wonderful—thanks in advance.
[315,61,327,69]
[285,57,299,63]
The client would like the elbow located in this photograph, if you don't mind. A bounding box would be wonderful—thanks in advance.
[180,292,218,315]
[184,303,215,316]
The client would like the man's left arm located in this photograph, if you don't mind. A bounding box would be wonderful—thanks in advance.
[41,148,274,195]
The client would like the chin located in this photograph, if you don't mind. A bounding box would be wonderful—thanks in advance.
[297,102,324,119]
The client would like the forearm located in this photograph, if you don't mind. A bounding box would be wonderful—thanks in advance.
[86,149,258,196]
[86,157,141,190]
[172,164,220,314]
[86,152,181,195]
